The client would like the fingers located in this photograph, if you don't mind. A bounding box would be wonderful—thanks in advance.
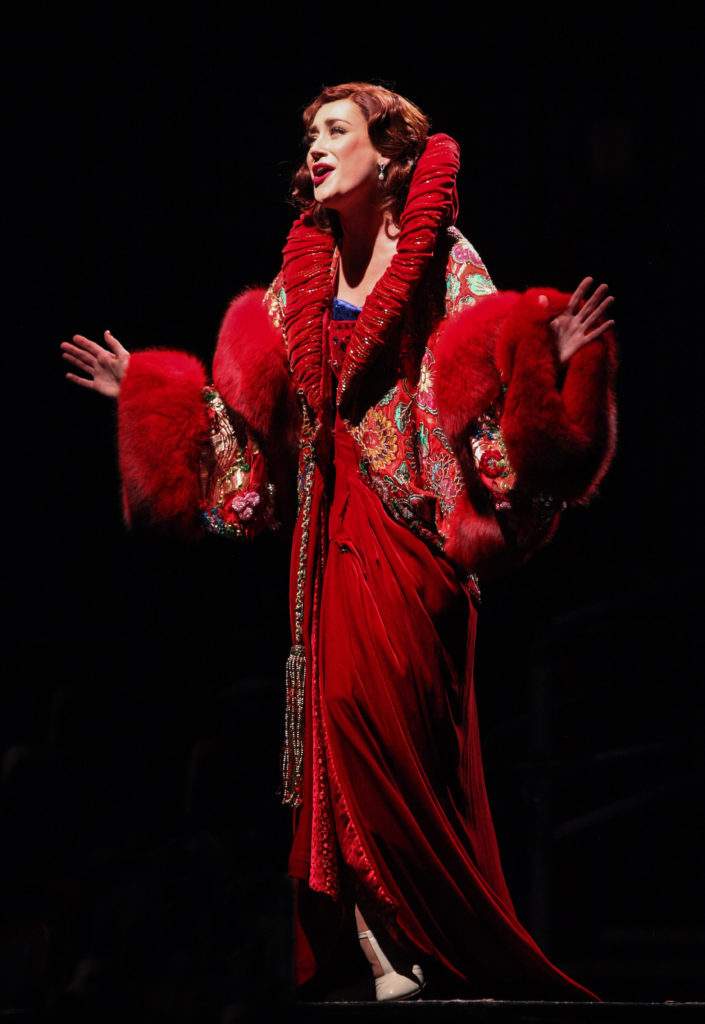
[566,276,593,313]
[70,333,104,357]
[103,330,126,355]
[64,371,96,390]
[61,335,119,368]
[585,318,616,342]
[578,282,611,319]
[61,342,96,372]
[582,293,614,329]
[571,280,615,319]
[61,350,92,374]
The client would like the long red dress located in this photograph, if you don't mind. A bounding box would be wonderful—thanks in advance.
[116,134,616,1000]
[288,362,597,1000]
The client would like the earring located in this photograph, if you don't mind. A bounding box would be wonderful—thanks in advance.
[378,163,387,181]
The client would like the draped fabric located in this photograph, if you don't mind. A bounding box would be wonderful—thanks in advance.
[288,340,597,1001]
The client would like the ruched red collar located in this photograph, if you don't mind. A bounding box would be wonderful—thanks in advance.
[281,134,460,416]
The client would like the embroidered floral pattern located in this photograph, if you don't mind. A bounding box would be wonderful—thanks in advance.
[413,349,438,414]
[264,278,285,330]
[427,452,462,520]
[199,387,276,538]
[468,273,495,297]
[352,408,398,472]
[358,457,439,548]
[346,230,503,551]
[451,238,484,267]
[230,490,261,521]
[470,399,516,512]
[444,227,494,316]
[446,274,461,304]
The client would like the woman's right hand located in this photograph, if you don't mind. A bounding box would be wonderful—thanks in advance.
[61,331,131,398]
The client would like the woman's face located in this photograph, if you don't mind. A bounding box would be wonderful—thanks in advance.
[306,98,383,216]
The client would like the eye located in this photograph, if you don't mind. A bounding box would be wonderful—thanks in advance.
[331,125,347,136]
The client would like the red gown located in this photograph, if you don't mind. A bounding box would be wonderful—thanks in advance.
[116,135,616,1000]
[289,335,597,1000]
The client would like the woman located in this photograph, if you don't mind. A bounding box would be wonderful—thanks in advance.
[62,82,616,1002]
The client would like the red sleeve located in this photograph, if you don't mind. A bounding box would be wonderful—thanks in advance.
[117,287,301,537]
[435,287,617,506]
[117,350,209,536]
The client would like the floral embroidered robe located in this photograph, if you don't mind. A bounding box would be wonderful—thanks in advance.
[116,144,616,999]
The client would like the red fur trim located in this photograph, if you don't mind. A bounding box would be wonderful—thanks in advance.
[499,289,618,502]
[118,350,209,535]
[442,493,511,575]
[443,491,560,577]
[213,288,301,520]
[436,287,617,506]
[434,292,518,453]
[494,287,566,378]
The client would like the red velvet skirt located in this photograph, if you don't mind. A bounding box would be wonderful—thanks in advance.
[292,421,595,1000]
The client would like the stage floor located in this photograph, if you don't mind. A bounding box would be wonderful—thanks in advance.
[290,1001,705,1022]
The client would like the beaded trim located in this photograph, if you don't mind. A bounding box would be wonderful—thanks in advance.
[278,135,462,806]
[281,134,461,417]
[280,405,316,807]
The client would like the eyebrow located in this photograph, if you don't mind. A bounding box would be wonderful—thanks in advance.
[309,117,353,133]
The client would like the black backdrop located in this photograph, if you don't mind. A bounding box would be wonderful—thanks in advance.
[5,2,703,1017]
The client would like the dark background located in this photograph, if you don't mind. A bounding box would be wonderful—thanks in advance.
[5,1,703,1018]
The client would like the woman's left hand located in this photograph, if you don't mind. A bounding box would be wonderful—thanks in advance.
[540,277,615,366]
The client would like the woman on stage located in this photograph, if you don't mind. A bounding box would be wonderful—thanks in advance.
[62,82,616,1002]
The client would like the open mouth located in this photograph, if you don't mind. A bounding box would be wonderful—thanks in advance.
[312,165,333,186]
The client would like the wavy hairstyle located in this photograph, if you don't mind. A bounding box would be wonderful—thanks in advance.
[291,82,430,231]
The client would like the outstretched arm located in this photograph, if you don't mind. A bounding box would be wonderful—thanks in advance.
[435,272,618,571]
[109,286,299,536]
[545,277,615,366]
[61,331,130,398]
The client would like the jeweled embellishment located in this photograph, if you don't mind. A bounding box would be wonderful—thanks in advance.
[353,408,398,471]
[471,402,517,511]
[230,490,260,521]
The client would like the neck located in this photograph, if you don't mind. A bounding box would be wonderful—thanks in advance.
[336,206,399,306]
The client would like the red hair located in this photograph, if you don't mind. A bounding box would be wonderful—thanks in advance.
[291,82,430,229]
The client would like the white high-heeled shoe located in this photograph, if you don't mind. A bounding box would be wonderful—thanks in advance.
[357,928,425,1001]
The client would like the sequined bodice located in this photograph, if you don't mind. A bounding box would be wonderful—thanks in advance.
[329,297,362,378]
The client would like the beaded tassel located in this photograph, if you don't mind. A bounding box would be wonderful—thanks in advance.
[280,413,316,807]
[281,643,306,807]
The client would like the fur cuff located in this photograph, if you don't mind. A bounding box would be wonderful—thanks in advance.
[442,492,514,576]
[435,288,617,505]
[435,291,518,455]
[118,351,209,535]
[213,289,300,518]
[499,288,617,502]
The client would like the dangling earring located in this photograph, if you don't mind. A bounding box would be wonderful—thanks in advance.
[378,163,387,181]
